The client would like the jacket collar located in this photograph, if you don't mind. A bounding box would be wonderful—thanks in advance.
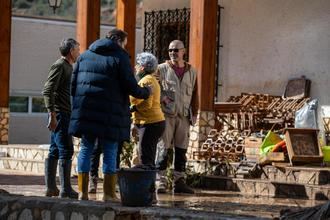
[166,60,191,73]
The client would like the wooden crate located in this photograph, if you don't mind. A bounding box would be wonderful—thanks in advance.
[284,128,323,165]
[244,136,262,161]
[259,152,285,165]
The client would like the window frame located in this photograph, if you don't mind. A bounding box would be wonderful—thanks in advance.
[9,95,47,116]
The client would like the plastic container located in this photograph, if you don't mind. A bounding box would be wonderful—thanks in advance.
[117,168,156,207]
[322,146,330,162]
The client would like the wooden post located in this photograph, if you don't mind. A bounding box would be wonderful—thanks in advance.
[76,0,100,52]
[116,0,136,66]
[0,1,11,108]
[189,0,218,111]
[0,1,11,144]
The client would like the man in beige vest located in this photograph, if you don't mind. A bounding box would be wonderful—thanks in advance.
[155,40,197,194]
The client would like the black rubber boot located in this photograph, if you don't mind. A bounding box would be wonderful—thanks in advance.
[59,159,78,199]
[174,147,187,173]
[44,158,59,197]
[173,177,194,194]
[173,147,194,194]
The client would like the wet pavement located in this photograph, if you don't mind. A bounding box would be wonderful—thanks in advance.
[0,169,327,219]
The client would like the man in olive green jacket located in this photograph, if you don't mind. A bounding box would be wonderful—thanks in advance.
[42,38,80,199]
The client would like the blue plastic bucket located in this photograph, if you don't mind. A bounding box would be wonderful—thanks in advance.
[117,168,156,207]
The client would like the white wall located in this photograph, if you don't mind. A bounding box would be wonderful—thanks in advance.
[9,17,142,144]
[218,0,330,104]
[143,0,330,133]
[217,0,330,135]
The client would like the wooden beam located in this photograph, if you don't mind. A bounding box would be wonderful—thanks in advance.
[189,0,218,111]
[76,0,100,52]
[0,1,11,107]
[116,0,136,66]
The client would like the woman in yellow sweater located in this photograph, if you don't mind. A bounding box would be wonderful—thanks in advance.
[130,52,165,169]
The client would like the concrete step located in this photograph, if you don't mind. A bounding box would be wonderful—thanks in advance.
[0,144,79,162]
[0,144,49,160]
[0,157,78,175]
[0,145,106,176]
[261,165,330,185]
[201,175,330,200]
[188,160,330,186]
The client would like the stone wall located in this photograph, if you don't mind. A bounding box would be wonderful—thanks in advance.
[0,107,9,145]
[188,111,215,159]
[0,194,235,220]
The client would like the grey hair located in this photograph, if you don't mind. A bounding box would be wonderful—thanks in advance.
[136,52,158,73]
[59,38,79,56]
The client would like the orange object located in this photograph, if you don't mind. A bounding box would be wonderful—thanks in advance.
[271,140,286,152]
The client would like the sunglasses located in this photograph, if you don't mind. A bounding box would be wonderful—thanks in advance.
[168,48,183,53]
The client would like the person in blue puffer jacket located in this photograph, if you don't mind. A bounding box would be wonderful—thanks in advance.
[69,28,152,201]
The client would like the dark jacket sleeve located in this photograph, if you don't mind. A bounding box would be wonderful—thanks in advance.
[42,62,63,112]
[119,54,150,99]
[70,59,80,97]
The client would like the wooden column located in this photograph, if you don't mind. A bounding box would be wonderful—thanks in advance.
[189,0,218,111]
[76,0,100,52]
[116,0,136,66]
[0,1,11,108]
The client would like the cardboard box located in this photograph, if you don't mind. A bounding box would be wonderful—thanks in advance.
[245,137,262,148]
[259,152,285,165]
[245,147,259,155]
[245,154,259,161]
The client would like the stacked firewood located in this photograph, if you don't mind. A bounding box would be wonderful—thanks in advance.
[221,93,310,131]
[195,93,311,162]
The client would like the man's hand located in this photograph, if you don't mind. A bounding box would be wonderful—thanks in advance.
[162,96,173,105]
[191,115,197,126]
[47,112,57,131]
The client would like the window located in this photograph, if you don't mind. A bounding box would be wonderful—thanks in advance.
[32,97,47,113]
[9,96,28,113]
[9,96,46,114]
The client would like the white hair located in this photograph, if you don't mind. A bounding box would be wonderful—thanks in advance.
[136,52,158,73]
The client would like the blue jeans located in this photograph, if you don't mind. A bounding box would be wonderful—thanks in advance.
[90,141,124,178]
[48,112,74,160]
[78,135,118,174]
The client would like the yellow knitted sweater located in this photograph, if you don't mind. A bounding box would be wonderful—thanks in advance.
[130,74,165,125]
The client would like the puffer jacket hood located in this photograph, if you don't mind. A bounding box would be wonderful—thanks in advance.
[88,38,124,55]
[69,38,150,142]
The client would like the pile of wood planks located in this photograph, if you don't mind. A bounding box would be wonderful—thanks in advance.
[215,93,310,131]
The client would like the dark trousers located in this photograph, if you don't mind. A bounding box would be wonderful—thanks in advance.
[137,121,166,168]
[48,112,73,160]
[90,140,103,178]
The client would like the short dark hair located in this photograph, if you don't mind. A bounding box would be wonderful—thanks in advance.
[106,28,128,44]
[59,38,79,56]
